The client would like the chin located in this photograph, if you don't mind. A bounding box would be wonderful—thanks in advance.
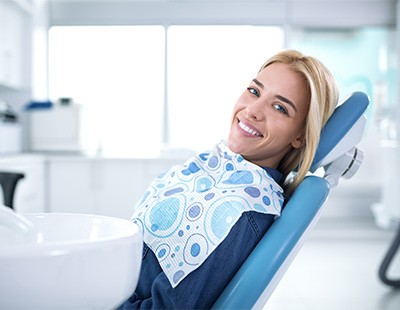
[226,139,238,153]
[227,139,245,155]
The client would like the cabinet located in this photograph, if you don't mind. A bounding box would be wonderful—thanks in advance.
[0,154,46,213]
[47,157,182,219]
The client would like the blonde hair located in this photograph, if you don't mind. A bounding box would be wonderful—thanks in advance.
[259,50,339,194]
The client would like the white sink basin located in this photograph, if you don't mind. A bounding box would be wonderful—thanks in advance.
[0,206,142,309]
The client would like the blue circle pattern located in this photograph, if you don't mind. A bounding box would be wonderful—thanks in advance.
[196,177,213,193]
[210,199,242,241]
[144,194,186,238]
[133,142,284,287]
[183,234,209,266]
[186,202,203,222]
[149,197,179,232]
[244,186,261,198]
[155,243,171,262]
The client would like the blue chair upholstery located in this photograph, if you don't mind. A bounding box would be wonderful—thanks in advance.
[212,92,370,309]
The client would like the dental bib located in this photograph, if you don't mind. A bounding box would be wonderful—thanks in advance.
[132,141,284,288]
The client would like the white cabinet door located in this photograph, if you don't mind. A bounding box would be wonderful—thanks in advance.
[47,157,183,218]
[48,158,144,217]
[94,158,182,219]
[93,160,145,219]
[48,159,95,214]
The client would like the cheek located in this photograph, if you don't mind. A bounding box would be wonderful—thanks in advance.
[230,101,243,121]
[269,119,302,142]
[293,116,307,135]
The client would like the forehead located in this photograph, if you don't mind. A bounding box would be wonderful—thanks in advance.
[256,62,310,109]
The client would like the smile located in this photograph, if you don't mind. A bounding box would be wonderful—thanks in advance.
[238,121,262,137]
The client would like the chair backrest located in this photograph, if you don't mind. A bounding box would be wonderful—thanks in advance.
[212,91,370,309]
[0,172,25,210]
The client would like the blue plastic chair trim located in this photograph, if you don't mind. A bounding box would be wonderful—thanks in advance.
[312,91,369,168]
[212,176,330,309]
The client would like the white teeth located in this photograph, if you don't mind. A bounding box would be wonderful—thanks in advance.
[239,121,261,136]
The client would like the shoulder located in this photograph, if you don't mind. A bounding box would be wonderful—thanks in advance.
[242,211,275,239]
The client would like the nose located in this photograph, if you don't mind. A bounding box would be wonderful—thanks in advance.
[245,100,264,121]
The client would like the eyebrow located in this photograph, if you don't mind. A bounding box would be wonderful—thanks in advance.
[252,78,298,113]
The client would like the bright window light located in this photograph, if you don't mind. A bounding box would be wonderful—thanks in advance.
[49,26,165,157]
[48,25,284,157]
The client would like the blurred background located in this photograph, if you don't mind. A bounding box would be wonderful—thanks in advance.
[0,1,399,309]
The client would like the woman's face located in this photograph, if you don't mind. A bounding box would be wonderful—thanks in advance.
[227,62,310,168]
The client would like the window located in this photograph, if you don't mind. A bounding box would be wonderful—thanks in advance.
[48,25,284,156]
[49,26,165,157]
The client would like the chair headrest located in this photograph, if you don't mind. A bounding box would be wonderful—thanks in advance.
[310,91,369,173]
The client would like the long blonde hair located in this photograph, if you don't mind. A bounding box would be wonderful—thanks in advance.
[259,50,339,194]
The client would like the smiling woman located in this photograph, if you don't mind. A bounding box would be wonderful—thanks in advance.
[227,62,310,170]
[118,49,338,309]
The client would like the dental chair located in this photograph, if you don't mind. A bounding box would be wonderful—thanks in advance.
[212,91,370,309]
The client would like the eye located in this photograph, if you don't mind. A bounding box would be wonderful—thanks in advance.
[273,103,288,115]
[247,87,260,97]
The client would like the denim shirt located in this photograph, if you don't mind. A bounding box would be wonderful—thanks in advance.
[118,168,282,310]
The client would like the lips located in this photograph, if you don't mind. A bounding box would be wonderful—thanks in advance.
[238,119,262,137]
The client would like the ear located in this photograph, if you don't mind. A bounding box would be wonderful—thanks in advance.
[291,133,304,149]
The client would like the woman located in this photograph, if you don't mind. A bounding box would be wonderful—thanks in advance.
[119,49,338,309]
